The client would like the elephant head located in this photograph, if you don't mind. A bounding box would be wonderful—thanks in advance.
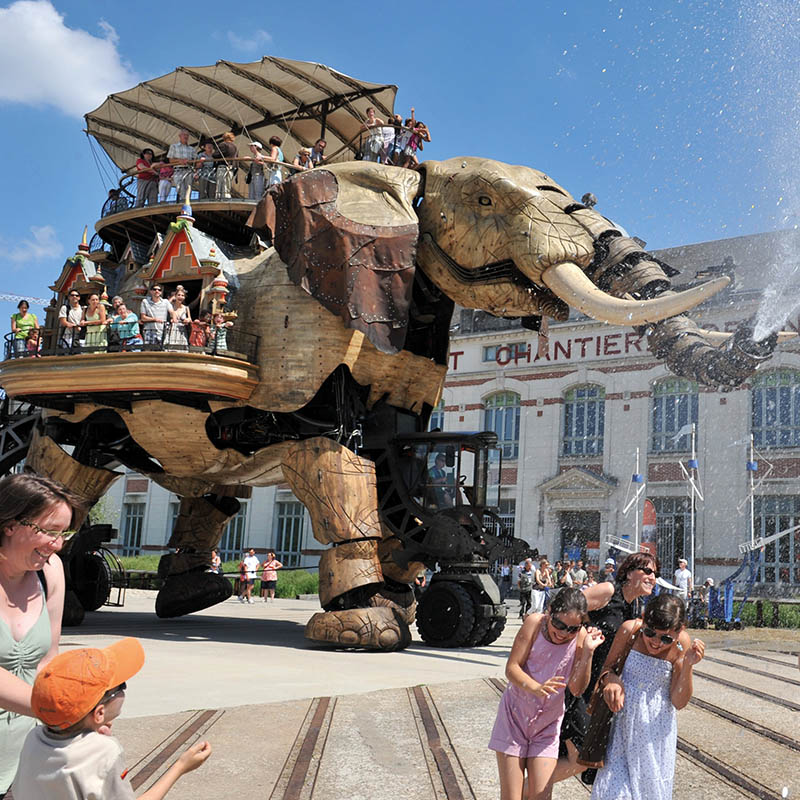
[256,157,779,387]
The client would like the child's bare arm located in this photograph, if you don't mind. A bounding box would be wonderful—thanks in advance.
[567,626,605,696]
[138,741,211,800]
[670,634,704,709]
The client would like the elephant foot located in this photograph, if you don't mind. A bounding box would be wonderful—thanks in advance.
[305,607,412,651]
[155,569,232,618]
[368,582,417,626]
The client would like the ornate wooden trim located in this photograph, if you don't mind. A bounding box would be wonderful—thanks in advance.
[0,352,259,401]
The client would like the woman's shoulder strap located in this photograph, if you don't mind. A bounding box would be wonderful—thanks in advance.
[37,569,48,599]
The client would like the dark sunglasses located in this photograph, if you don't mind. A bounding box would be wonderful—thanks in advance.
[550,615,583,634]
[638,567,658,576]
[101,682,127,703]
[642,627,675,645]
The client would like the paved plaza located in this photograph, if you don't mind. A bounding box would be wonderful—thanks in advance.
[52,591,800,800]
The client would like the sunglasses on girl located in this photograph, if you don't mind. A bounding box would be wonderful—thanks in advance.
[642,627,675,645]
[550,615,584,634]
[637,567,658,576]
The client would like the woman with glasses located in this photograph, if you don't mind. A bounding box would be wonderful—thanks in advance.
[590,594,704,800]
[555,551,659,786]
[490,588,604,800]
[0,474,86,797]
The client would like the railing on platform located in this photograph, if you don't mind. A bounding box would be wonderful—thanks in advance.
[102,129,425,218]
[103,157,308,217]
[3,322,259,365]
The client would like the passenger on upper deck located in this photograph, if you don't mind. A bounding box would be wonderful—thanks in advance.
[58,290,83,350]
[101,189,128,217]
[292,148,313,171]
[139,284,172,347]
[134,149,159,207]
[215,132,238,200]
[196,141,217,200]
[247,142,267,200]
[266,136,284,186]
[158,159,175,203]
[384,115,404,166]
[361,106,385,162]
[310,139,326,166]
[168,129,196,201]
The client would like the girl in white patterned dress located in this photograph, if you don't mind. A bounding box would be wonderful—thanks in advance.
[590,594,705,800]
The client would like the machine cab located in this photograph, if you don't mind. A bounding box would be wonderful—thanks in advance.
[393,432,502,517]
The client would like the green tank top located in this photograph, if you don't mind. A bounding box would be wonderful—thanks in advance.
[0,580,51,792]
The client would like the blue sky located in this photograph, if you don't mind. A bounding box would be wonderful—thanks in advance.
[0,0,798,326]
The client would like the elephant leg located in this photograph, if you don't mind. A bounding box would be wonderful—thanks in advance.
[25,431,121,626]
[154,494,240,618]
[282,437,411,651]
[25,430,119,526]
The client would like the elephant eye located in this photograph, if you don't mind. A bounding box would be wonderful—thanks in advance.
[478,196,493,206]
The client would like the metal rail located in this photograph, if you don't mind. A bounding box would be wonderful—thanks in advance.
[701,654,800,688]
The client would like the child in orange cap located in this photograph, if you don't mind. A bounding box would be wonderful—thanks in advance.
[11,637,211,799]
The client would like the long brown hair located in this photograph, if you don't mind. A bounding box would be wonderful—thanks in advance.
[0,474,87,547]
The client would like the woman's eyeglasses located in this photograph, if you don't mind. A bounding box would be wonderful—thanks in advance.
[550,615,584,634]
[638,567,658,576]
[17,519,78,541]
[642,627,675,645]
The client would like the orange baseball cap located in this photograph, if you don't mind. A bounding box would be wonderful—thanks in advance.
[31,638,145,730]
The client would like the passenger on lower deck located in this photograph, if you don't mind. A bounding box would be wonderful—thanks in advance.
[110,304,142,351]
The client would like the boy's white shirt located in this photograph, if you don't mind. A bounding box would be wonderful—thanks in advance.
[11,726,135,800]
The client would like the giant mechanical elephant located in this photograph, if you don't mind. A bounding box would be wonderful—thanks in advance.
[28,158,779,651]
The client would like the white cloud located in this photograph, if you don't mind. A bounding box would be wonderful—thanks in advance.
[226,29,272,53]
[0,1,137,117]
[7,225,63,267]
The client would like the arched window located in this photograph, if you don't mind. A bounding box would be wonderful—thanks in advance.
[562,385,605,456]
[429,399,445,431]
[752,369,800,448]
[651,378,699,452]
[483,391,521,459]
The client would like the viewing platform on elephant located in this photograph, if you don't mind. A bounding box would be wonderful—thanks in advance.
[96,160,306,250]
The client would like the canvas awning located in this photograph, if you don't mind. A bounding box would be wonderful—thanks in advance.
[85,56,397,172]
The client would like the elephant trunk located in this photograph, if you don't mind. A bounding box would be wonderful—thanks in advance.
[647,313,778,388]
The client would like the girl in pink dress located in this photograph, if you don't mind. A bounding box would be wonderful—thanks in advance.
[490,588,605,800]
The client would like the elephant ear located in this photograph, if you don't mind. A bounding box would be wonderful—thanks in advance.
[257,164,420,354]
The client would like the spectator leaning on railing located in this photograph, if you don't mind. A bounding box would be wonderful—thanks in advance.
[110,304,143,351]
[361,106,386,162]
[266,136,284,186]
[196,141,217,200]
[58,290,83,350]
[167,129,196,201]
[310,138,326,165]
[247,142,267,200]
[215,132,238,200]
[293,147,314,171]
[139,284,172,346]
[134,149,159,207]
[10,300,38,357]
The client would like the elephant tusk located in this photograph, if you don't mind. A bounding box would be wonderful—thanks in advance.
[541,262,730,326]
[695,328,798,346]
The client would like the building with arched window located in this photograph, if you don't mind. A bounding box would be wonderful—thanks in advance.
[483,391,521,459]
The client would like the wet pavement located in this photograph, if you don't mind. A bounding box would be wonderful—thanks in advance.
[55,591,800,799]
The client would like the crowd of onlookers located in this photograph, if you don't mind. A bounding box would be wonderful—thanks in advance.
[358,106,431,167]
[102,109,429,215]
[9,285,235,358]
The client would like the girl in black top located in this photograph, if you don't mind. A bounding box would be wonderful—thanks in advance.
[553,551,659,785]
